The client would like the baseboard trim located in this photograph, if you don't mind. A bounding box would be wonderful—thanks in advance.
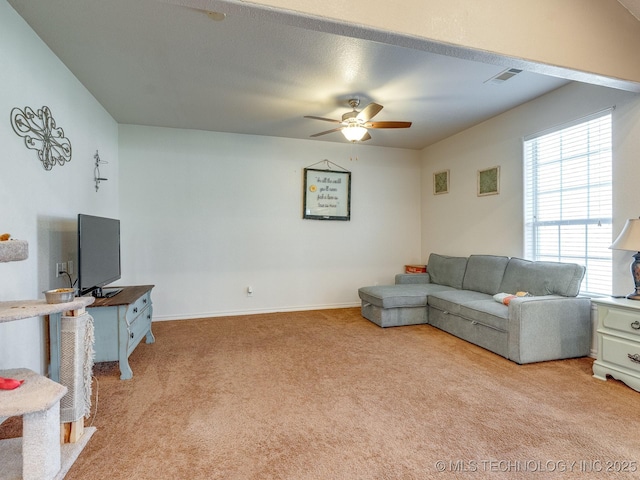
[152,302,361,322]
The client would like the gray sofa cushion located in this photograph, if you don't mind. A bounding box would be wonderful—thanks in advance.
[427,253,468,289]
[358,284,455,309]
[462,255,510,295]
[395,273,430,284]
[427,289,494,316]
[499,257,585,297]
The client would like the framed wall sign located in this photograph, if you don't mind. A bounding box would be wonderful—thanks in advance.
[477,166,500,196]
[303,168,351,221]
[433,169,449,195]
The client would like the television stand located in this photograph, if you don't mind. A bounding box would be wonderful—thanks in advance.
[88,285,155,380]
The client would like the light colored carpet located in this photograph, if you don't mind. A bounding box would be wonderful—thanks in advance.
[2,307,639,479]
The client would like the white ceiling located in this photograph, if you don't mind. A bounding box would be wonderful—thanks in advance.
[6,0,639,150]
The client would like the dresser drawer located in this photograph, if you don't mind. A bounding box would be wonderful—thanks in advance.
[127,305,152,354]
[601,335,640,375]
[600,306,640,337]
[125,291,152,326]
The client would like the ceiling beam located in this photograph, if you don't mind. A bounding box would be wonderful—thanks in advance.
[166,0,640,92]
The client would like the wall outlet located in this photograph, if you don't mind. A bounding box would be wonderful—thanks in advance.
[67,260,73,275]
[56,262,67,277]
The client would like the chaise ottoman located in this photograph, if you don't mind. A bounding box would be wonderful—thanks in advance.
[358,283,454,327]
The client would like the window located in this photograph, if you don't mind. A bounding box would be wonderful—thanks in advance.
[524,110,612,295]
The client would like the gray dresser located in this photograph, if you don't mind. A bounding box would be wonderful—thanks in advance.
[90,285,155,380]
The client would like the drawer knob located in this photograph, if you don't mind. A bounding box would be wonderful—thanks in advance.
[133,307,138,314]
[631,321,640,330]
[629,353,640,364]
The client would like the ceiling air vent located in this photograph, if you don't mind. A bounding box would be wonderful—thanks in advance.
[486,68,523,84]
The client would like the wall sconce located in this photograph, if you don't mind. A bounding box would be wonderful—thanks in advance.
[94,150,108,191]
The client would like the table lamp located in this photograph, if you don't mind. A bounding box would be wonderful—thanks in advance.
[610,217,640,300]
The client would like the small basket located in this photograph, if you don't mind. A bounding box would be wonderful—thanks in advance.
[43,288,76,304]
[405,264,427,274]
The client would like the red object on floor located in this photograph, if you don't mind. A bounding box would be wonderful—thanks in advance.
[0,376,24,390]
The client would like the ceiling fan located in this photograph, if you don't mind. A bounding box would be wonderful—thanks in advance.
[305,99,412,142]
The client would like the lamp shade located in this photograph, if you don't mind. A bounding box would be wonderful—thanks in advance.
[342,125,367,142]
[610,218,640,252]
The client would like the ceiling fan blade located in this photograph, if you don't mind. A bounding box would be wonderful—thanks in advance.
[310,127,344,137]
[304,115,341,123]
[361,131,372,141]
[356,102,383,122]
[365,121,412,129]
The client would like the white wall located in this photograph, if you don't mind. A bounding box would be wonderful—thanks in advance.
[0,0,119,373]
[421,82,640,296]
[118,125,421,320]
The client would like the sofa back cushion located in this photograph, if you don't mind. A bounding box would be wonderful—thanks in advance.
[427,253,468,289]
[462,255,510,295]
[498,257,585,297]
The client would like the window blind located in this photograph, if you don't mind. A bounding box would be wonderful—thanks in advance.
[524,110,612,295]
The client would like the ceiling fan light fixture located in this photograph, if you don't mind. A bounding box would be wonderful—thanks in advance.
[306,100,409,141]
[342,124,368,142]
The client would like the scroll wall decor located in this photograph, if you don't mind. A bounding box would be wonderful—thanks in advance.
[10,106,72,170]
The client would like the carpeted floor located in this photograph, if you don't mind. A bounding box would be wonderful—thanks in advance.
[2,307,639,479]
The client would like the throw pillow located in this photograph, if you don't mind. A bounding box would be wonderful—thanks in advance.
[493,291,532,305]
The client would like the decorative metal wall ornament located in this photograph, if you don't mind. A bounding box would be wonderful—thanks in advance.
[10,106,72,170]
[94,150,108,191]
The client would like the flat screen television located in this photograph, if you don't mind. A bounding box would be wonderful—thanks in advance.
[77,214,122,297]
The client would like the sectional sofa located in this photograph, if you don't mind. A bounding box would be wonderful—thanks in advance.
[358,254,592,364]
